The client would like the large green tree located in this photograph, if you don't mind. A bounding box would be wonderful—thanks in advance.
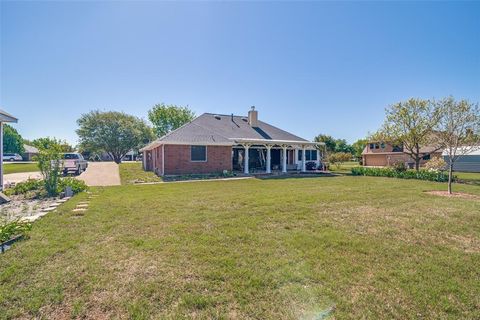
[352,138,369,160]
[77,111,154,164]
[314,134,336,153]
[378,98,443,171]
[3,124,24,154]
[148,103,195,137]
[334,138,354,154]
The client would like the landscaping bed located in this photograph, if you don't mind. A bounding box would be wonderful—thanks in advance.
[351,166,452,182]
[0,195,60,221]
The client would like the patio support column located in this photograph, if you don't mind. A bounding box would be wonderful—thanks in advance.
[266,145,272,174]
[282,146,287,173]
[317,149,321,170]
[244,144,250,174]
[302,146,306,172]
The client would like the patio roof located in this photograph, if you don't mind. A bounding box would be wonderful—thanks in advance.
[0,109,18,123]
[232,138,324,148]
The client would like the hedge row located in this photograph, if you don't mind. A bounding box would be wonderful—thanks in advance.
[351,167,453,182]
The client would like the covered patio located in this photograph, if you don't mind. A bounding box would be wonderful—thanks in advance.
[232,138,324,174]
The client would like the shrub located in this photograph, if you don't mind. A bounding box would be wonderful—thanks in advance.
[425,157,447,171]
[391,161,407,173]
[328,152,353,169]
[5,177,87,198]
[0,219,32,243]
[351,167,452,182]
[306,162,317,170]
[7,179,44,197]
[36,138,63,196]
[57,177,88,194]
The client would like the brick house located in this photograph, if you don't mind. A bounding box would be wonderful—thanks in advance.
[140,107,323,176]
[362,141,442,167]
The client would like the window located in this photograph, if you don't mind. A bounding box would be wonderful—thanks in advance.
[392,144,403,152]
[369,143,374,149]
[298,150,318,161]
[380,143,385,149]
[375,143,380,149]
[191,146,207,162]
[63,153,79,159]
[422,154,431,161]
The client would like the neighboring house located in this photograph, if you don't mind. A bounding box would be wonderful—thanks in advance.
[140,107,323,176]
[22,144,39,161]
[362,141,442,167]
[0,109,19,193]
[443,147,480,173]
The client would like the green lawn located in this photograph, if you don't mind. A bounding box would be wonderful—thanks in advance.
[3,162,39,174]
[455,171,480,186]
[119,162,162,185]
[328,161,360,174]
[1,177,479,319]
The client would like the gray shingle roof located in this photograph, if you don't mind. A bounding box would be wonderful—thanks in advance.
[23,144,39,154]
[142,113,309,150]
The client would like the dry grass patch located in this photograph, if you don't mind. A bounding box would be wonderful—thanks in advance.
[425,190,480,200]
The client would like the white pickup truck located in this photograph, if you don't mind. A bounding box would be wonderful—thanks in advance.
[61,153,88,176]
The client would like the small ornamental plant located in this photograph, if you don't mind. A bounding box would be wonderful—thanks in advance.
[424,157,447,172]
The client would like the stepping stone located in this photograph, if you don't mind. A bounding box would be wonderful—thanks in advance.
[49,203,61,207]
[43,207,57,212]
[76,204,89,208]
[21,216,39,222]
[77,202,89,205]
[72,208,87,212]
[57,199,69,203]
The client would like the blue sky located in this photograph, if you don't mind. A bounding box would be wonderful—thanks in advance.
[1,1,479,145]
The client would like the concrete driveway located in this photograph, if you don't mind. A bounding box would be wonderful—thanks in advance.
[3,162,121,188]
[78,162,121,186]
[4,171,42,187]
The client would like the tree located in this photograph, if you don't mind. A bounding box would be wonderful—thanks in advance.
[314,134,336,153]
[36,138,63,197]
[148,103,195,137]
[77,111,154,164]
[334,138,354,154]
[32,138,74,153]
[378,98,443,171]
[3,124,24,154]
[352,138,369,161]
[327,152,353,169]
[435,97,480,194]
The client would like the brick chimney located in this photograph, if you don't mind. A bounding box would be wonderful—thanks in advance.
[248,106,258,127]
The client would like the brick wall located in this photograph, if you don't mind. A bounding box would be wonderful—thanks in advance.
[162,145,232,175]
[363,152,442,167]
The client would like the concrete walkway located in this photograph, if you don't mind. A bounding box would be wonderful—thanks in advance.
[4,171,42,187]
[78,162,121,186]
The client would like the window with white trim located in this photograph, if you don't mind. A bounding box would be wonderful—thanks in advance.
[191,146,207,162]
